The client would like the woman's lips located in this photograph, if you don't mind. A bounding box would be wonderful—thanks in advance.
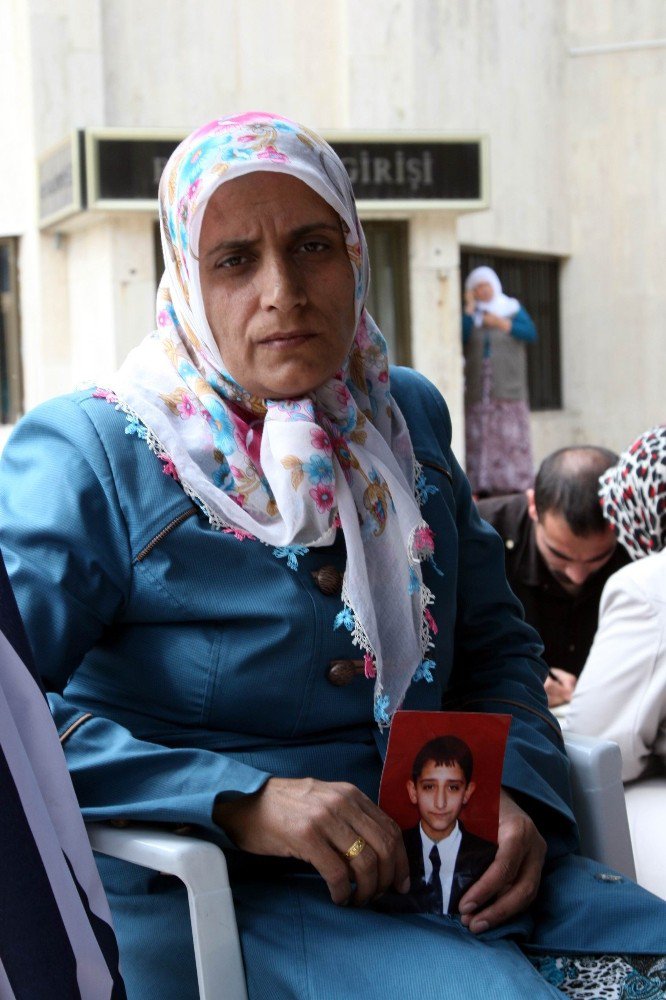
[260,332,315,348]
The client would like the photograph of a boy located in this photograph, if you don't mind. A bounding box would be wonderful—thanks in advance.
[402,735,497,916]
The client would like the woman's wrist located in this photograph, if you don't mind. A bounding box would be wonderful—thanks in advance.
[213,781,271,838]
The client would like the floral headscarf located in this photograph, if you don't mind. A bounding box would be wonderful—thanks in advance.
[110,112,437,725]
[599,425,666,559]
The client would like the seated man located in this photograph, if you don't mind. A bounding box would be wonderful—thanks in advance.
[402,736,496,916]
[477,446,628,708]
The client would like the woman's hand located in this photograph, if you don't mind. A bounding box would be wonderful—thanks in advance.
[464,289,476,314]
[458,789,546,933]
[482,312,512,332]
[214,776,411,907]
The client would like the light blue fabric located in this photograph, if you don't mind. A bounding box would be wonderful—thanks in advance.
[0,368,664,1000]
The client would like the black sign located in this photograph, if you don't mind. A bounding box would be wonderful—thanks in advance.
[38,132,86,226]
[61,131,486,216]
[334,141,481,201]
[96,139,178,201]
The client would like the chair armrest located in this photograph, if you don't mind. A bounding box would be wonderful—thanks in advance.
[563,732,636,880]
[87,824,247,1000]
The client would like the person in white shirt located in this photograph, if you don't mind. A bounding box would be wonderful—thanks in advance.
[400,736,497,915]
[566,425,666,899]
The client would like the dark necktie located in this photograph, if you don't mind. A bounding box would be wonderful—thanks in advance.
[428,843,444,914]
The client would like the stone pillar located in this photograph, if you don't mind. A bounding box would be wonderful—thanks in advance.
[65,215,156,387]
[408,212,465,459]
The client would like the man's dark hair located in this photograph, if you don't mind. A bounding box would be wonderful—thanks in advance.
[534,446,619,536]
[411,736,473,785]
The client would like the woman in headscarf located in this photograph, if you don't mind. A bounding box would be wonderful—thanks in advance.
[462,266,536,496]
[0,114,663,999]
[567,425,666,900]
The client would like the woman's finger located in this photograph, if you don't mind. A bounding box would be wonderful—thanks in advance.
[462,844,544,933]
[345,841,380,906]
[308,839,356,905]
[458,842,522,915]
[351,795,411,898]
[458,790,546,931]
[328,795,409,904]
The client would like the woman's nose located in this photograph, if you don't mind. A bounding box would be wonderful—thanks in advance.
[258,255,306,312]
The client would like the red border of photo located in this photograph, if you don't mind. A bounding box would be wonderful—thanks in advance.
[379,710,511,843]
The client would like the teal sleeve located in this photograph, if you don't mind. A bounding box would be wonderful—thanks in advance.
[0,398,271,842]
[0,397,131,690]
[509,306,537,342]
[462,313,474,344]
[50,694,269,845]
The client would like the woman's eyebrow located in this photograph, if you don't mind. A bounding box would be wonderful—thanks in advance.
[290,221,342,239]
[203,236,256,259]
[202,221,341,260]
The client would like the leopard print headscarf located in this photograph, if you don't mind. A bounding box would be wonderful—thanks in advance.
[599,425,666,559]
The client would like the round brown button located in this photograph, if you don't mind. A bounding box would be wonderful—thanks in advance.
[326,659,364,686]
[312,565,344,596]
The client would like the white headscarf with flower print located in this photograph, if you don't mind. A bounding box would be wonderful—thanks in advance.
[110,111,437,725]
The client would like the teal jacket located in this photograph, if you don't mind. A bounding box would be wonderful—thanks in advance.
[0,367,663,994]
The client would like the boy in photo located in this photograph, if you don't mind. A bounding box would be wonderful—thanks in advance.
[402,735,497,916]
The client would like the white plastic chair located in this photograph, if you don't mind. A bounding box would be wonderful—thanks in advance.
[87,731,635,1000]
[87,822,248,1000]
[623,776,666,898]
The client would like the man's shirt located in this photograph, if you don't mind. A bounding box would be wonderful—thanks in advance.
[419,821,462,914]
[477,493,629,675]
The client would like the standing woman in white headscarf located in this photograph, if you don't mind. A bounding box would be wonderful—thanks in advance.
[462,266,537,496]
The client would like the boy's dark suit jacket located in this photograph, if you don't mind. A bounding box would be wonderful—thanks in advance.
[396,822,497,915]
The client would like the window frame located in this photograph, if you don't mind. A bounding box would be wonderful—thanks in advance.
[459,246,562,411]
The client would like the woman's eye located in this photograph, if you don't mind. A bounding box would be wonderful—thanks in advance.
[299,240,329,254]
[217,253,248,268]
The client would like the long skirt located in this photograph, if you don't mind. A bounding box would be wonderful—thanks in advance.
[465,358,534,496]
[465,397,534,497]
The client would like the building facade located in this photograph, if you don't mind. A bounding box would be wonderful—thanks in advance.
[1,0,664,460]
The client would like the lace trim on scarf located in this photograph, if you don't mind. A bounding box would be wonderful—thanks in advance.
[93,389,256,540]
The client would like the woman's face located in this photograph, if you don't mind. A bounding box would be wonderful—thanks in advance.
[198,171,357,399]
[472,280,494,303]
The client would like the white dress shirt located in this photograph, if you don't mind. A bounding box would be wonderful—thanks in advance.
[419,821,462,913]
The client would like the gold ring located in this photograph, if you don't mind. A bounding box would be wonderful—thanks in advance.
[344,836,366,860]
